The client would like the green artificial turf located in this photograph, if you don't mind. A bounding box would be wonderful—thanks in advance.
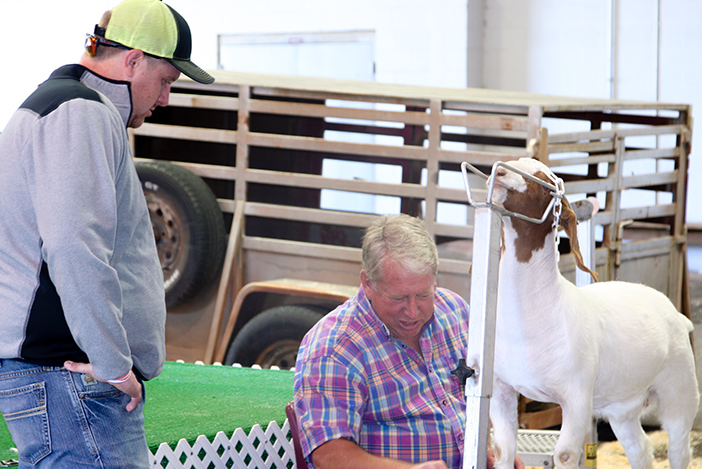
[0,420,13,463]
[0,362,295,460]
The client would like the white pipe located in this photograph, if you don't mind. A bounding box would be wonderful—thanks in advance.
[656,0,662,102]
[656,0,662,202]
[608,0,616,100]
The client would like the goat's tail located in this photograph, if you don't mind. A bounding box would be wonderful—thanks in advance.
[678,312,694,333]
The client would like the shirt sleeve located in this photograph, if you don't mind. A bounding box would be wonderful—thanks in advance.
[294,354,368,460]
[28,98,133,379]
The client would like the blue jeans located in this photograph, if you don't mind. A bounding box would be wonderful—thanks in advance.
[0,359,149,468]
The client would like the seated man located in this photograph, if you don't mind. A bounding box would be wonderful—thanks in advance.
[293,214,523,469]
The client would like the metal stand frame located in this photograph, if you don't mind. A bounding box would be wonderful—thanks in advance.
[460,161,598,469]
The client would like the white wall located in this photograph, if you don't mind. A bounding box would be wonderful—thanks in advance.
[170,0,469,87]
[484,0,612,97]
[0,0,116,128]
[481,0,702,223]
[2,0,700,222]
[0,0,467,131]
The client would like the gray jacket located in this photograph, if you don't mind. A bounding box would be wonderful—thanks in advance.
[0,64,166,380]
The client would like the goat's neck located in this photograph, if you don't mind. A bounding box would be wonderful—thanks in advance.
[498,220,562,300]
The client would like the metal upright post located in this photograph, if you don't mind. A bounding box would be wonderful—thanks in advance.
[575,210,595,288]
[462,205,503,469]
[575,205,598,469]
[459,160,579,469]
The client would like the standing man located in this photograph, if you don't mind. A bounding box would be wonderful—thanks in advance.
[293,214,524,469]
[0,0,213,467]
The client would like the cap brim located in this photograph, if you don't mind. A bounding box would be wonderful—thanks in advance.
[169,59,214,84]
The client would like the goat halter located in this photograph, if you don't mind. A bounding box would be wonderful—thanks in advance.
[460,160,565,227]
[542,168,565,224]
[543,168,566,249]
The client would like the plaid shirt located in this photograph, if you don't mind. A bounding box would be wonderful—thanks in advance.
[293,285,470,468]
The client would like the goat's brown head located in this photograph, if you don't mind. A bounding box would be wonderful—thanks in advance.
[488,158,598,282]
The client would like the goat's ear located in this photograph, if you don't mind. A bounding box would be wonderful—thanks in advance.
[559,198,599,282]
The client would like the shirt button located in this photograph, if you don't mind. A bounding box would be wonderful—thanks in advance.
[442,399,448,406]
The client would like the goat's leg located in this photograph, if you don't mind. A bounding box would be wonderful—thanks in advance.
[608,415,654,469]
[654,354,699,469]
[657,384,697,469]
[664,419,693,469]
[553,397,593,469]
[489,380,520,469]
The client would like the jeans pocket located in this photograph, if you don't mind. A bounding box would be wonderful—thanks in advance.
[0,382,51,465]
[77,382,129,423]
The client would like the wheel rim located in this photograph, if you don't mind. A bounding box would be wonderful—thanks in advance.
[145,192,189,284]
[254,340,301,369]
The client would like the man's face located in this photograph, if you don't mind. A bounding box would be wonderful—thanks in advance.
[362,259,436,348]
[128,57,180,128]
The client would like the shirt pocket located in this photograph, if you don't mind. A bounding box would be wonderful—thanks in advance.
[0,381,51,465]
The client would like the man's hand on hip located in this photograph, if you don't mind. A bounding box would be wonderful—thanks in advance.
[64,360,142,412]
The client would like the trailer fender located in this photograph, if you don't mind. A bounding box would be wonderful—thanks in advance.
[215,279,358,366]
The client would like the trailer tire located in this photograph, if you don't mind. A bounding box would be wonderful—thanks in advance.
[135,160,226,310]
[224,305,325,369]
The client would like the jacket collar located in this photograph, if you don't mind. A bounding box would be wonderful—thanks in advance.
[51,64,133,127]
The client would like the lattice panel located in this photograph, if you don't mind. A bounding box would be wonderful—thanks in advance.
[149,420,296,469]
[146,418,557,468]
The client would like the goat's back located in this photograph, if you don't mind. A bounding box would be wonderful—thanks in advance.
[578,280,695,408]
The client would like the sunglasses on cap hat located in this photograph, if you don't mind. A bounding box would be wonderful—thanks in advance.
[85,25,163,59]
[85,34,131,57]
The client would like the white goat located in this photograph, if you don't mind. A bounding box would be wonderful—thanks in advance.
[487,157,699,469]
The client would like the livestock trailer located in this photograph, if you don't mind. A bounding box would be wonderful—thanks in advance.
[131,71,692,415]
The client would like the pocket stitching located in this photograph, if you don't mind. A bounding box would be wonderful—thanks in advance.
[0,381,51,465]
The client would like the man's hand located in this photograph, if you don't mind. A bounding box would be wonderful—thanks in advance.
[410,462,448,469]
[312,438,449,469]
[311,438,523,469]
[64,361,142,412]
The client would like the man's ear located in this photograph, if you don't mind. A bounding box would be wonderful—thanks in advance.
[124,49,147,78]
[360,270,370,290]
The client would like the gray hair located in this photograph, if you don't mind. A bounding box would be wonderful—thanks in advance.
[362,214,438,286]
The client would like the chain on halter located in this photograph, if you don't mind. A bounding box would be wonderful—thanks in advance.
[545,170,566,257]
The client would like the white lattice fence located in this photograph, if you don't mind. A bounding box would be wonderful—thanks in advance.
[149,419,297,468]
